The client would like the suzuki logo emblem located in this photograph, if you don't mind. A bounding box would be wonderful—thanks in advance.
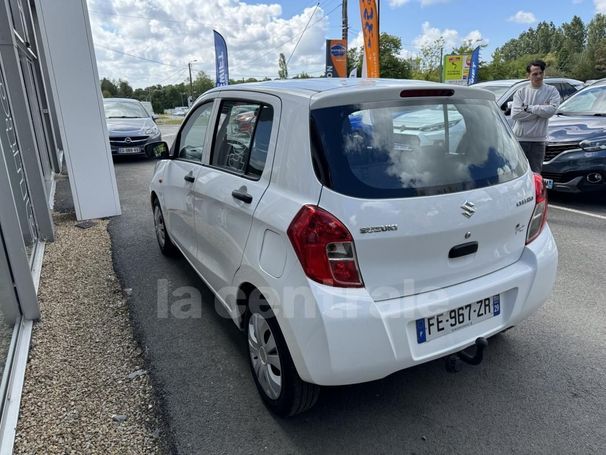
[461,201,476,218]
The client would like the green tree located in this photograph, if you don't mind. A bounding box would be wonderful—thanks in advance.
[192,71,214,97]
[562,16,586,53]
[347,33,412,79]
[415,37,444,81]
[278,53,288,79]
[117,79,133,98]
[379,33,412,79]
[347,47,361,76]
[585,14,606,77]
[556,16,586,74]
[100,78,117,98]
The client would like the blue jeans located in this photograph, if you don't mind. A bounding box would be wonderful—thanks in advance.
[519,141,545,173]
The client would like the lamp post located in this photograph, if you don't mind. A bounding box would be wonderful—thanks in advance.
[188,60,197,105]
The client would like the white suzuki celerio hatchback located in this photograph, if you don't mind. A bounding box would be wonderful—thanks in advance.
[148,79,558,416]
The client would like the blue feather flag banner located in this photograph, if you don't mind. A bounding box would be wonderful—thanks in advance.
[213,30,229,86]
[468,47,480,85]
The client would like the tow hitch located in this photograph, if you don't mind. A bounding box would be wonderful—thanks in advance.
[445,337,488,373]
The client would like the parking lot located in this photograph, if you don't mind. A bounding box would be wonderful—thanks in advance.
[107,125,606,454]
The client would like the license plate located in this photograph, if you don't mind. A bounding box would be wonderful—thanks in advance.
[416,295,501,344]
[118,147,140,154]
[543,178,554,189]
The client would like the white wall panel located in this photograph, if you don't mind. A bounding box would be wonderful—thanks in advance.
[36,0,120,219]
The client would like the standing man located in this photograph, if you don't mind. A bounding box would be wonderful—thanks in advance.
[511,60,560,173]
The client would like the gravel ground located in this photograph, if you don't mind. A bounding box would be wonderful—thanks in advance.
[13,213,167,454]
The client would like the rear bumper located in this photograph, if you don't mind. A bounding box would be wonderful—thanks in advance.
[280,225,558,386]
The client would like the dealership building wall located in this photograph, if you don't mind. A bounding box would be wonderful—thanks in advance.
[0,0,120,451]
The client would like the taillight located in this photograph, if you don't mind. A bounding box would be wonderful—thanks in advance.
[287,205,364,288]
[526,174,548,244]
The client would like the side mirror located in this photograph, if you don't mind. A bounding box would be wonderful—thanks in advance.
[144,141,169,159]
[152,114,159,122]
[504,101,513,116]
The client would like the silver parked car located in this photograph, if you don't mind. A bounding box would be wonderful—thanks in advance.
[474,78,583,119]
[103,98,161,157]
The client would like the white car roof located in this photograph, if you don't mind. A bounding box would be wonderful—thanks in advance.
[474,79,523,87]
[205,78,496,108]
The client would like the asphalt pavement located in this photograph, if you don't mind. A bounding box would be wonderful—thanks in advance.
[107,127,606,454]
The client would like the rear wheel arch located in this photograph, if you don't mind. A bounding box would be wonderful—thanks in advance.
[241,284,320,416]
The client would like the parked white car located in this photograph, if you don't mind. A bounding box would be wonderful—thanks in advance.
[146,79,558,416]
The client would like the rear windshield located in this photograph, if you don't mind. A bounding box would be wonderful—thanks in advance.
[310,99,527,198]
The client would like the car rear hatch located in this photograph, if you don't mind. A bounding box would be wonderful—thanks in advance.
[309,85,536,300]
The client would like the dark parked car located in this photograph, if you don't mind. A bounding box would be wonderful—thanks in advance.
[103,98,161,157]
[542,80,606,192]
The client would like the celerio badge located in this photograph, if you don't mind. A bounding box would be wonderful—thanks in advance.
[516,196,534,207]
[360,224,398,234]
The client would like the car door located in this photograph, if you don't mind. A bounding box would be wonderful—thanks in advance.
[162,101,215,259]
[192,94,280,297]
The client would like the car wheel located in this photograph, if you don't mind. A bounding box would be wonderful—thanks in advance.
[246,303,319,416]
[153,198,178,256]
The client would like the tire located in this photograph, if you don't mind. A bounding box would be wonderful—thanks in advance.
[152,198,178,256]
[246,302,320,416]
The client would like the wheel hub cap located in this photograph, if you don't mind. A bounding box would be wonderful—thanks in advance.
[248,313,282,400]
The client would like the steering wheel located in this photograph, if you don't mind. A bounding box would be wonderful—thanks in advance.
[226,139,248,151]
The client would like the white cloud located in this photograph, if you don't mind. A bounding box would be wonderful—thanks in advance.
[413,22,465,51]
[88,0,329,87]
[350,31,365,50]
[463,30,488,47]
[595,0,606,12]
[420,0,451,5]
[508,11,537,24]
[389,0,410,7]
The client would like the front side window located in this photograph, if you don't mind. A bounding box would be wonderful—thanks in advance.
[211,101,273,179]
[310,99,527,198]
[177,102,213,162]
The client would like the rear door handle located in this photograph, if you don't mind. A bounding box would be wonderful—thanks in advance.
[232,189,253,204]
[449,241,478,259]
[184,174,195,183]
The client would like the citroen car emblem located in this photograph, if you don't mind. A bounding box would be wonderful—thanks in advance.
[125,137,132,144]
[461,201,476,218]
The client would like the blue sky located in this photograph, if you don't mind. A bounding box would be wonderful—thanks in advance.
[89,0,603,88]
[286,0,600,61]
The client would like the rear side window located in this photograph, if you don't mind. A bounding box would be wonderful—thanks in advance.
[310,99,527,198]
[211,101,273,179]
